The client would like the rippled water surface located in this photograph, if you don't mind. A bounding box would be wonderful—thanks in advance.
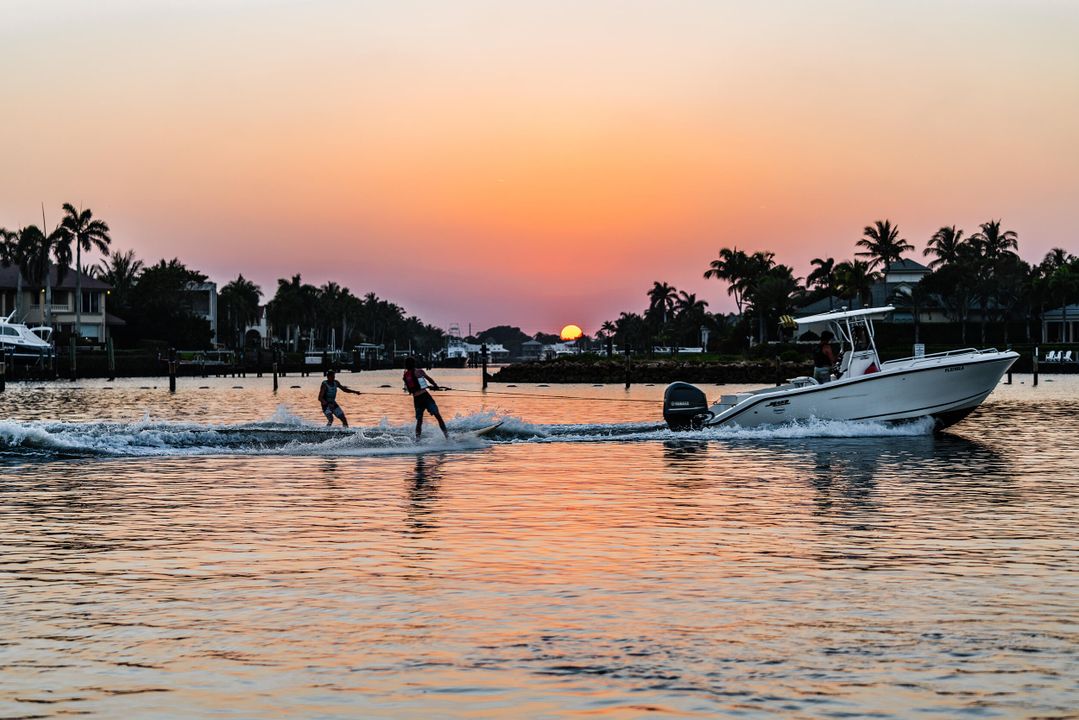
[1,370,1076,718]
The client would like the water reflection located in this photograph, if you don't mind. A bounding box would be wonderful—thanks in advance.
[0,375,1075,719]
[661,439,709,466]
[659,432,1017,521]
[405,454,446,534]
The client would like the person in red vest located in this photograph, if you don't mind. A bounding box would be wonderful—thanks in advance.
[403,357,449,440]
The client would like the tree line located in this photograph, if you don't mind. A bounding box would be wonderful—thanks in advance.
[1,205,447,353]
[600,219,1078,352]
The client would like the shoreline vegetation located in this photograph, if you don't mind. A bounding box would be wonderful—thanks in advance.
[2,207,1077,386]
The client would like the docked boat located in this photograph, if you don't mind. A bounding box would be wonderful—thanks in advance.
[662,306,1018,432]
[0,312,54,362]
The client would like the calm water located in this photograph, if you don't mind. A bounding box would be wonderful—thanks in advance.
[1,370,1076,718]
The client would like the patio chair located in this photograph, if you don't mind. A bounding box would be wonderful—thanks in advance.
[1065,351,1074,363]
[1045,350,1058,362]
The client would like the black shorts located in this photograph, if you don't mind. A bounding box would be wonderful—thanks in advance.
[413,393,439,420]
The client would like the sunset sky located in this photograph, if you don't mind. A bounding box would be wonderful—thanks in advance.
[2,0,1077,334]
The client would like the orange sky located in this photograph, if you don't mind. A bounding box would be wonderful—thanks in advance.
[2,1,1077,334]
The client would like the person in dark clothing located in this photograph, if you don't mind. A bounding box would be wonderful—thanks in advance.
[318,370,361,427]
[813,331,838,383]
[402,357,449,439]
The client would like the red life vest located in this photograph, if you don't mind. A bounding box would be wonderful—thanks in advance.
[403,369,421,393]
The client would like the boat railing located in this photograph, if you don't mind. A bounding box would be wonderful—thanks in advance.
[883,347,1000,366]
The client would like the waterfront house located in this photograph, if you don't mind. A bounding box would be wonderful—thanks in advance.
[0,266,117,341]
[183,281,218,344]
[243,305,272,349]
[1042,305,1078,343]
[520,339,544,360]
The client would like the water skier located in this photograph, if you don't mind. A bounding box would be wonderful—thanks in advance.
[318,370,361,427]
[403,357,449,440]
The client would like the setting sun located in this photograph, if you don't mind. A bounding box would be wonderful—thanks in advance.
[560,324,584,341]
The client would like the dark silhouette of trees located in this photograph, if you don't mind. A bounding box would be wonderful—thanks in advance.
[704,247,754,315]
[15,224,69,327]
[924,225,965,269]
[0,227,27,318]
[125,259,212,348]
[96,249,143,317]
[268,274,317,351]
[746,265,803,343]
[807,257,837,309]
[219,275,263,349]
[834,260,879,309]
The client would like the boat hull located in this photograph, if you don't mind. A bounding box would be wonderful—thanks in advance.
[705,352,1017,431]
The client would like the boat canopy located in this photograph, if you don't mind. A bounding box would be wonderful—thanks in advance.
[795,306,895,327]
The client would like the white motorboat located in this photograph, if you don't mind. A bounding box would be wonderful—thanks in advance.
[0,311,54,361]
[662,306,1018,431]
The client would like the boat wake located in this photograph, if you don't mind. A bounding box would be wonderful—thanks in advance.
[0,406,937,459]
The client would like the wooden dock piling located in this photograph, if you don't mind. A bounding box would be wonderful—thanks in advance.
[168,348,177,393]
[106,337,116,381]
[481,343,489,390]
[1033,347,1039,387]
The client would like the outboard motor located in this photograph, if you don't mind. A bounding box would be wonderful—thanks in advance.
[663,382,712,430]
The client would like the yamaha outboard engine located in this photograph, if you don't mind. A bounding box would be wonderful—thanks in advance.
[663,382,711,430]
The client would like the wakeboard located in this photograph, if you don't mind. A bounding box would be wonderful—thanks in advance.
[454,421,504,440]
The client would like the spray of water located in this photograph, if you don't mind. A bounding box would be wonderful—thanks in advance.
[0,404,936,459]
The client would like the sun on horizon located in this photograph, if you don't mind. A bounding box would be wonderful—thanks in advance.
[560,324,584,341]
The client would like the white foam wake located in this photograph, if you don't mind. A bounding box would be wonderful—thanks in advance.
[0,410,934,459]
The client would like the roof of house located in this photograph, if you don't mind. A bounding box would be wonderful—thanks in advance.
[885,258,930,273]
[0,265,111,291]
[1043,304,1079,321]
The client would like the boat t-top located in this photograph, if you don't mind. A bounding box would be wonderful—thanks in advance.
[662,306,1018,431]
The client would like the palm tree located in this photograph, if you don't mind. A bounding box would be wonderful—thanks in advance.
[704,247,753,314]
[614,312,647,353]
[924,225,966,269]
[970,219,1018,262]
[17,224,69,328]
[96,249,143,315]
[969,219,1019,343]
[834,260,879,309]
[888,281,933,344]
[600,320,616,355]
[807,257,837,309]
[1042,247,1073,272]
[60,204,112,340]
[674,291,709,347]
[0,227,25,318]
[645,281,678,352]
[219,275,263,349]
[316,282,356,350]
[647,281,678,323]
[856,219,913,271]
[746,266,803,343]
[268,274,318,350]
